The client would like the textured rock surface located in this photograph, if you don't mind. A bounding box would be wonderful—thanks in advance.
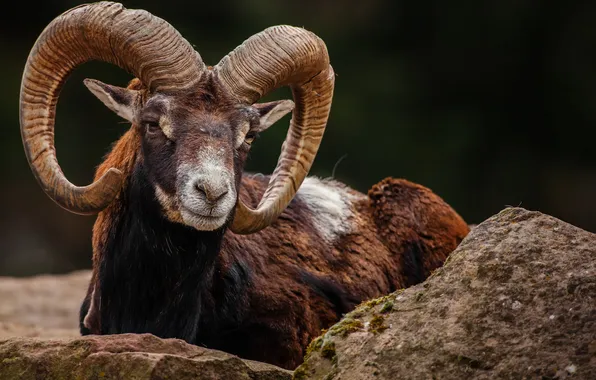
[298,208,596,379]
[0,333,292,380]
[0,270,89,338]
[0,271,291,379]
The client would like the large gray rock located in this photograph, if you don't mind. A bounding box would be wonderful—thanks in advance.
[0,333,292,380]
[298,208,596,379]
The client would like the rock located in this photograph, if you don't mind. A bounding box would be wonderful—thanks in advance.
[0,270,89,338]
[0,333,292,380]
[298,208,596,379]
[0,271,291,379]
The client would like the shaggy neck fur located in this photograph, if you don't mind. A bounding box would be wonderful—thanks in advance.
[97,159,226,342]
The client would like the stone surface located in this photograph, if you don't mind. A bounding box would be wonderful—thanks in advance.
[0,270,89,338]
[3,208,595,379]
[0,333,292,380]
[0,271,291,379]
[298,208,596,379]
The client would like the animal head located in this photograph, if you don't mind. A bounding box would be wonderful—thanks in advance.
[84,77,295,231]
[20,2,335,233]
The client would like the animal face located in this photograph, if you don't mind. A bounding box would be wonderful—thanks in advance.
[84,77,294,231]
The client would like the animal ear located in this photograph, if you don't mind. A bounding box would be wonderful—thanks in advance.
[83,78,140,123]
[253,99,295,133]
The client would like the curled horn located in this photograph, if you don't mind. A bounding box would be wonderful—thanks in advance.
[216,25,335,234]
[20,2,205,214]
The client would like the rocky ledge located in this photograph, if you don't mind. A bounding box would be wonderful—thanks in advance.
[1,208,594,379]
[298,208,596,379]
[0,333,292,380]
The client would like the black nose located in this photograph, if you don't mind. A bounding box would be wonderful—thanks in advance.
[194,181,229,203]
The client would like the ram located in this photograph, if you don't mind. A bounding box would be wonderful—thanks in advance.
[20,2,469,369]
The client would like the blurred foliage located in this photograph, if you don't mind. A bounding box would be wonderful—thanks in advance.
[1,0,596,276]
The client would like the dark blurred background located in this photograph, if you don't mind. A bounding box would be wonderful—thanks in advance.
[1,0,595,276]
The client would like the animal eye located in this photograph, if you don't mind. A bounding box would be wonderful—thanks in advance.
[245,131,258,145]
[144,121,161,135]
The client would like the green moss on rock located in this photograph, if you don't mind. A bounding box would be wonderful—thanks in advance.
[350,293,401,319]
[328,317,364,337]
[321,341,336,360]
[305,336,324,359]
[379,300,394,313]
[292,364,309,380]
[369,315,388,334]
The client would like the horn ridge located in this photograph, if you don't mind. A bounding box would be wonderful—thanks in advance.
[216,25,335,234]
[20,2,205,214]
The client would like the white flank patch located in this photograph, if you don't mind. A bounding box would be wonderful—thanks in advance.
[296,177,362,242]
